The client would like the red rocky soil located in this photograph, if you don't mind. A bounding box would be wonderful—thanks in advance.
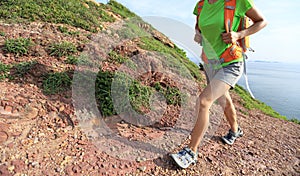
[0,21,299,176]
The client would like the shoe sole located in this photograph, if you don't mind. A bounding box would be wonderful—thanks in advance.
[170,154,196,169]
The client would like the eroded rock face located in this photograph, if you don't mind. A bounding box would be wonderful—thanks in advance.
[152,30,175,48]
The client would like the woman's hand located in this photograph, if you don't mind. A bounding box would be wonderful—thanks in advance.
[221,31,240,44]
[194,33,202,45]
[194,29,202,45]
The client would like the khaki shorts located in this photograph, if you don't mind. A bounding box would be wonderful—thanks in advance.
[204,61,244,88]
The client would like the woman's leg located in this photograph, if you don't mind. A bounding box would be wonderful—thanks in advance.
[188,79,231,153]
[217,91,238,132]
[222,91,239,133]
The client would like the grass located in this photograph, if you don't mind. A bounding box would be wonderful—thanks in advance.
[154,82,183,106]
[43,72,72,94]
[115,18,150,40]
[128,79,152,114]
[0,62,11,81]
[57,26,80,36]
[3,38,33,56]
[107,0,136,19]
[95,71,154,117]
[95,69,187,117]
[290,118,300,125]
[65,54,95,66]
[48,41,77,57]
[0,31,5,36]
[138,37,202,82]
[0,0,116,32]
[95,70,116,117]
[234,85,288,120]
[13,61,38,77]
[108,51,128,64]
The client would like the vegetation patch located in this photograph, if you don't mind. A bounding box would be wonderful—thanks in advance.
[57,26,80,36]
[108,51,128,64]
[95,71,153,117]
[0,0,116,32]
[43,72,72,94]
[95,70,116,117]
[234,85,287,120]
[3,38,33,56]
[115,19,149,39]
[154,82,184,106]
[0,31,5,36]
[139,37,202,82]
[128,80,152,114]
[107,0,136,19]
[48,42,77,57]
[290,118,300,125]
[13,61,38,77]
[0,62,11,81]
[65,54,95,66]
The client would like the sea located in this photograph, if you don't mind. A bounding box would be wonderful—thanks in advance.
[238,61,300,120]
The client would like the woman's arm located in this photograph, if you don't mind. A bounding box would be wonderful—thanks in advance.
[222,5,267,44]
[194,16,202,45]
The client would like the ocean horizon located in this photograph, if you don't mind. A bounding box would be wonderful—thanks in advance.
[238,60,300,120]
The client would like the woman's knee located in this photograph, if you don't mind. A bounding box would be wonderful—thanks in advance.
[197,95,213,109]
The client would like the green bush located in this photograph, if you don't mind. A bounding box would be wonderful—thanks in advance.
[154,82,183,106]
[95,71,154,117]
[95,70,116,117]
[0,62,11,80]
[48,41,77,57]
[290,118,300,125]
[13,61,37,77]
[108,51,128,64]
[65,54,95,66]
[0,31,5,36]
[129,80,152,114]
[3,38,33,56]
[43,72,72,94]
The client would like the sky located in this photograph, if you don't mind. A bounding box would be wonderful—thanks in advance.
[97,0,300,64]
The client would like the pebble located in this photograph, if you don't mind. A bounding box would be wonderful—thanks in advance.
[138,166,147,172]
[31,161,39,168]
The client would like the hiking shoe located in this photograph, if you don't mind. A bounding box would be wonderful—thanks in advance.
[170,147,198,169]
[221,127,243,145]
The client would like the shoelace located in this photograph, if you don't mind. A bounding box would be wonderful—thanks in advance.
[178,148,194,164]
[225,130,235,140]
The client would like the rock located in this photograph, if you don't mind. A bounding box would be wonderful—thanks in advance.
[138,166,147,172]
[4,105,13,113]
[0,131,9,144]
[31,161,39,168]
[24,107,39,119]
[7,165,14,172]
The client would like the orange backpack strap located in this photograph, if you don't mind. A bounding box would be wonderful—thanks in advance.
[197,0,205,15]
[224,0,236,33]
[196,0,205,31]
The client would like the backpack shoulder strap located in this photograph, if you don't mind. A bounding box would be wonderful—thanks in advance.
[197,0,205,16]
[224,0,236,33]
[196,0,205,31]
